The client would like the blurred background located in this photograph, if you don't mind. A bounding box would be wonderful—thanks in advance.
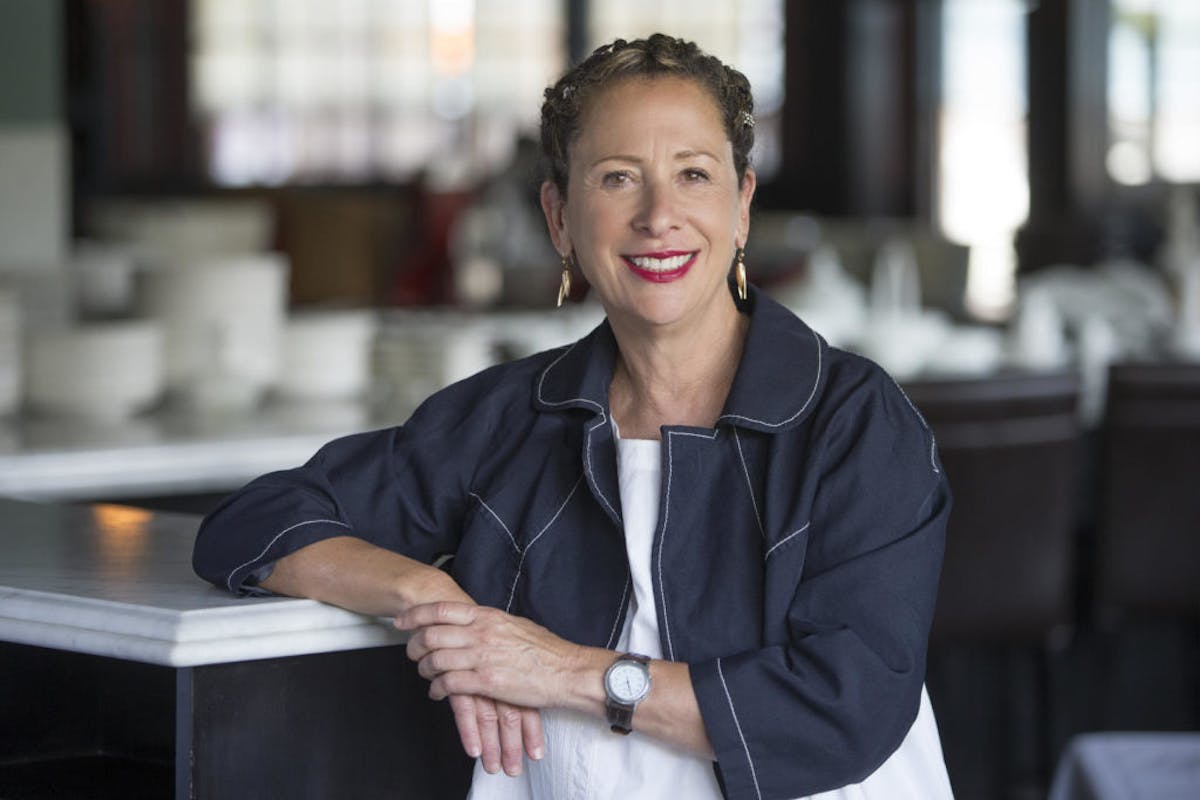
[0,1,1197,798]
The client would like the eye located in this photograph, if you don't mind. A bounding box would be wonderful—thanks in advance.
[682,167,711,183]
[601,170,633,187]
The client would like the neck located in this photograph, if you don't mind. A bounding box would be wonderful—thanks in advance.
[607,303,749,440]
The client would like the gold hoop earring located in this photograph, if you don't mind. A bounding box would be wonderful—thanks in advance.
[735,248,748,301]
[556,255,572,308]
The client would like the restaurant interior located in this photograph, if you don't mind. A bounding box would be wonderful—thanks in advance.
[1,1,1197,798]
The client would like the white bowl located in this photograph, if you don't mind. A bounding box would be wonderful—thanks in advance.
[277,309,378,400]
[137,252,288,408]
[25,320,164,420]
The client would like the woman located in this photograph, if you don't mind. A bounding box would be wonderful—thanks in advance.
[194,34,953,800]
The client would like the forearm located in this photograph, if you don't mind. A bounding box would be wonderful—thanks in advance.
[260,535,469,615]
[563,647,715,759]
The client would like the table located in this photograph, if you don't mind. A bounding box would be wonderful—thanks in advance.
[0,497,470,798]
[1049,732,1200,800]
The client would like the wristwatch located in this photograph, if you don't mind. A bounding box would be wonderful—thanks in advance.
[604,652,652,734]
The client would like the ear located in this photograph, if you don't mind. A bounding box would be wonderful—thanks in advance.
[540,180,572,257]
[736,169,757,248]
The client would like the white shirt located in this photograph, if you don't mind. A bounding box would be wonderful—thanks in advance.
[468,425,954,800]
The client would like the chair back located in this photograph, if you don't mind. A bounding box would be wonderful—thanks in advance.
[905,371,1083,643]
[1096,362,1200,622]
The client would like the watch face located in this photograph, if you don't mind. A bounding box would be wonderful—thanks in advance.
[607,661,650,703]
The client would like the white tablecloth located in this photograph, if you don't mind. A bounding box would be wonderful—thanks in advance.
[1049,732,1200,800]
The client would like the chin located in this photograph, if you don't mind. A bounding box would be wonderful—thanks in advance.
[615,295,702,329]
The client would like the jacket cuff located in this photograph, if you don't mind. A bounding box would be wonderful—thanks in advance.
[691,657,764,800]
[213,517,352,595]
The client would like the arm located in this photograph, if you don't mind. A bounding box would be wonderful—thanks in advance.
[261,536,545,777]
[259,535,460,616]
[399,603,715,758]
[193,404,545,777]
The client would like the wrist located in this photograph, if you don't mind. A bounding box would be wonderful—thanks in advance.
[559,646,615,717]
[394,561,470,611]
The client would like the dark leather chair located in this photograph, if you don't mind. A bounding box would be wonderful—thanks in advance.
[1095,362,1200,623]
[904,371,1083,643]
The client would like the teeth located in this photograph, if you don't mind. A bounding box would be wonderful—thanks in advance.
[630,254,691,272]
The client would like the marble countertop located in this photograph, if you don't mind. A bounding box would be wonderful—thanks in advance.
[0,497,405,667]
[0,399,399,501]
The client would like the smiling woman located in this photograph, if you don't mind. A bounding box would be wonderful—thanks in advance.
[193,34,954,800]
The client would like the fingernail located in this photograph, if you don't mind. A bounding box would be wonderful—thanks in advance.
[467,745,481,758]
[531,746,545,760]
[506,765,521,777]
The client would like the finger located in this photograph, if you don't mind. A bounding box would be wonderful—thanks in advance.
[475,696,503,775]
[395,601,478,631]
[418,648,479,681]
[522,708,545,761]
[496,701,526,777]
[448,695,482,759]
[406,624,475,663]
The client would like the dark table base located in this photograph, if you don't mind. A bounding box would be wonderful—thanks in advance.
[0,642,471,799]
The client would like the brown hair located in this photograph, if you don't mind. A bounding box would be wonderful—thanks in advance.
[539,33,755,196]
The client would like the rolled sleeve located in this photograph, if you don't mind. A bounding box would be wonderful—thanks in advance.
[194,418,471,595]
[693,371,950,799]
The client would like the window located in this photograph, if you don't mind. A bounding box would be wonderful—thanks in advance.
[587,0,785,180]
[190,0,565,185]
[937,0,1030,318]
[1108,0,1200,185]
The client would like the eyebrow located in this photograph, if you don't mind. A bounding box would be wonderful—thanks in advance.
[588,149,722,169]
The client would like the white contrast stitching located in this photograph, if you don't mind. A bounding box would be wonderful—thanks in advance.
[765,521,811,560]
[468,492,520,554]
[717,658,763,800]
[606,573,632,649]
[733,428,766,540]
[887,375,941,475]
[717,328,823,429]
[505,475,584,612]
[536,344,620,521]
[658,432,677,660]
[656,428,720,661]
[535,341,602,413]
[586,415,621,521]
[226,518,350,591]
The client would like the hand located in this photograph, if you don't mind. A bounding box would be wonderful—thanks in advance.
[397,601,583,713]
[395,587,546,776]
[448,695,544,776]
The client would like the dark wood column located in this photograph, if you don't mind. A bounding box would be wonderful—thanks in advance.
[765,0,935,221]
[1016,0,1115,272]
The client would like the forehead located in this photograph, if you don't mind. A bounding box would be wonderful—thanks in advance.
[571,76,729,155]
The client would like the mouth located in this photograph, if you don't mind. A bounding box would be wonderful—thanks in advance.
[621,251,697,283]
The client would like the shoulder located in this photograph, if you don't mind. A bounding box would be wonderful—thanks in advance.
[400,345,572,438]
[803,340,941,480]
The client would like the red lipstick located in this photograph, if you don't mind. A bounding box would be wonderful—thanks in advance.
[622,251,697,283]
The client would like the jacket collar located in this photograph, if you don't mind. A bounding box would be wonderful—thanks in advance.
[533,285,826,434]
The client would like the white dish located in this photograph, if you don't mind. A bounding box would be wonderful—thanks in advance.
[25,320,164,420]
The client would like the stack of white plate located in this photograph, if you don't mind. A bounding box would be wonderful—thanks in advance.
[88,197,274,261]
[25,320,164,420]
[0,289,20,416]
[372,311,497,418]
[137,253,288,411]
[278,309,379,401]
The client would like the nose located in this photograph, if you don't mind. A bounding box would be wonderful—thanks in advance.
[631,180,681,237]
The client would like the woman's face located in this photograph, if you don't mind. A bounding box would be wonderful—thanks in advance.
[541,76,755,333]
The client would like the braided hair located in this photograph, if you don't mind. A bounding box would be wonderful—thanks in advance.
[539,33,755,196]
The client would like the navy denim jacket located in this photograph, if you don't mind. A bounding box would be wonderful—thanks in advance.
[194,288,949,800]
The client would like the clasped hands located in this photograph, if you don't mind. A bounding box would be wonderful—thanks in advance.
[395,601,585,778]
